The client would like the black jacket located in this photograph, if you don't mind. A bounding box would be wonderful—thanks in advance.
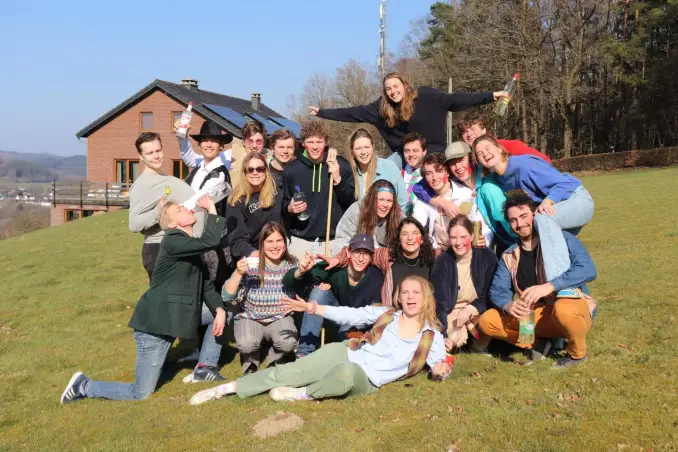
[225,190,283,260]
[430,247,498,336]
[282,151,355,240]
[317,87,493,156]
[185,165,232,217]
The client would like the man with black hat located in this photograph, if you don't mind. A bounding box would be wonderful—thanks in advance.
[282,234,384,355]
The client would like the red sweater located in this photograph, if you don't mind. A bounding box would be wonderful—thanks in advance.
[498,139,551,163]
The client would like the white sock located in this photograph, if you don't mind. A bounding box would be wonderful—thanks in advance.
[299,387,313,400]
[216,382,236,396]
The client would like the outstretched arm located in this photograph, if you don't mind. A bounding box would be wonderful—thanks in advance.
[282,295,388,328]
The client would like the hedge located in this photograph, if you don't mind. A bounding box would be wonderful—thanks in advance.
[552,147,678,173]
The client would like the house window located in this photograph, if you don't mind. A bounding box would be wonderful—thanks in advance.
[173,160,190,179]
[172,111,183,130]
[65,209,95,222]
[115,160,140,185]
[140,112,153,131]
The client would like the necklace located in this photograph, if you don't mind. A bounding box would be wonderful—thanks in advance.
[403,256,421,267]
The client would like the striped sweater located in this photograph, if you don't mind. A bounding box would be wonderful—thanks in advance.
[223,260,297,324]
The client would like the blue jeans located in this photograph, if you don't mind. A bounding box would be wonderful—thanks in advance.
[534,186,594,282]
[297,288,350,356]
[85,305,224,401]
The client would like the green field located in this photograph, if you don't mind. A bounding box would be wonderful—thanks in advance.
[1,168,677,451]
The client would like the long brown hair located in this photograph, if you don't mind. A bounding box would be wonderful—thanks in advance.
[228,152,275,208]
[357,180,402,245]
[348,128,378,200]
[257,222,297,287]
[379,72,418,128]
[472,134,509,163]
[393,275,442,331]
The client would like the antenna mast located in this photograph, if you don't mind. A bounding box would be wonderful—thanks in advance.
[378,0,387,77]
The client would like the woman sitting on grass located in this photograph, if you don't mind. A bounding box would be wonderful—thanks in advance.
[189,275,451,405]
[332,179,403,254]
[224,222,298,374]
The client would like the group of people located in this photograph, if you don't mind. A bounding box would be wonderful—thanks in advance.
[61,72,598,408]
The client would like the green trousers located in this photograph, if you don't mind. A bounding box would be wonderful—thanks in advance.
[236,342,378,399]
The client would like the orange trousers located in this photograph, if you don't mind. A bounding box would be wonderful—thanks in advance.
[478,298,592,359]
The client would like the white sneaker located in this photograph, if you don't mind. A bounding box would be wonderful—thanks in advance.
[182,372,195,383]
[189,387,221,406]
[269,387,311,402]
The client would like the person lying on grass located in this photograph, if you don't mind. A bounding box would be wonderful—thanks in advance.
[60,195,228,404]
[189,275,451,405]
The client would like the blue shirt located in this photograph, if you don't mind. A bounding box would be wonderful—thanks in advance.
[322,305,445,387]
[498,155,581,203]
[356,158,409,213]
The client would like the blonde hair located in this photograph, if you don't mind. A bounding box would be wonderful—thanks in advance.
[228,152,275,208]
[348,128,377,200]
[158,201,178,230]
[379,72,418,128]
[393,275,442,331]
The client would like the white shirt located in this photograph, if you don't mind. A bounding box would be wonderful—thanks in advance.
[412,179,494,249]
[183,158,229,210]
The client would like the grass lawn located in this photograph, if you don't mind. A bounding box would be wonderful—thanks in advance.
[1,167,677,451]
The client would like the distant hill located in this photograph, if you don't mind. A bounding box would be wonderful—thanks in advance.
[0,151,86,182]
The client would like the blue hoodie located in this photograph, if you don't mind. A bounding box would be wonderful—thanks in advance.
[498,155,581,203]
[489,231,597,311]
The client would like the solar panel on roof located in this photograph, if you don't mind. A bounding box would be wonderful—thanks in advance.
[269,117,302,138]
[203,104,248,128]
[248,113,283,134]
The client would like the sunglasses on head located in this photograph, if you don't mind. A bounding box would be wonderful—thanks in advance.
[246,166,267,174]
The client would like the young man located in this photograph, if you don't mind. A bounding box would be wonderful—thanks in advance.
[457,112,551,162]
[478,190,598,369]
[412,152,492,250]
[61,196,228,404]
[401,132,427,215]
[282,121,355,258]
[128,132,205,282]
[282,234,384,356]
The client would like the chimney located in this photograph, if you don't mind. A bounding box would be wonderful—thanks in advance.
[251,92,261,111]
[180,79,199,90]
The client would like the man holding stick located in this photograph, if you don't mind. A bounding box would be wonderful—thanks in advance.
[282,121,355,259]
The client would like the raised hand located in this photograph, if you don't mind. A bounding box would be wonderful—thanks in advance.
[195,194,215,212]
[308,106,320,116]
[235,258,248,276]
[298,251,315,274]
[316,254,341,270]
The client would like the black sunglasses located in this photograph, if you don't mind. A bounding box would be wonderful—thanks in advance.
[246,166,267,174]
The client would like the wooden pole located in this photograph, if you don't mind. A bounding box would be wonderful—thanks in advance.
[324,148,337,256]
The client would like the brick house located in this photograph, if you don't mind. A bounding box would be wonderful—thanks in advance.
[51,79,300,226]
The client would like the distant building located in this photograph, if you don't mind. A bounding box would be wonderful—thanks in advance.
[51,79,300,226]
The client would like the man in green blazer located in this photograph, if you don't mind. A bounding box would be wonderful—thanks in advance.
[61,195,228,403]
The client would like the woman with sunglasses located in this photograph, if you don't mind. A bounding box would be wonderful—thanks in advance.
[226,152,282,261]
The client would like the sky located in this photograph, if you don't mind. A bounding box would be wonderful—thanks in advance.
[0,0,432,157]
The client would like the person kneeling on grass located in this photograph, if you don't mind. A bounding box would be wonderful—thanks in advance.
[478,190,598,369]
[189,275,451,405]
[224,222,299,375]
[60,195,228,404]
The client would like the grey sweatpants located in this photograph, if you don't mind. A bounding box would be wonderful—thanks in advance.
[234,316,298,373]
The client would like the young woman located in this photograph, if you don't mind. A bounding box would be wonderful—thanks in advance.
[412,142,516,253]
[189,276,451,405]
[226,152,282,261]
[223,222,298,374]
[347,128,408,212]
[327,217,436,306]
[333,180,403,253]
[411,153,492,250]
[472,135,595,297]
[310,72,508,168]
[267,128,297,189]
[431,215,498,352]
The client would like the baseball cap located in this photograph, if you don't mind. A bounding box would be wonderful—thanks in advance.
[348,234,375,253]
[444,141,472,162]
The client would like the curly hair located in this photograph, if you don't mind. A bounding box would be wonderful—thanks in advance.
[456,111,490,136]
[357,180,402,245]
[503,189,537,222]
[389,217,435,267]
[300,120,330,143]
[393,275,442,331]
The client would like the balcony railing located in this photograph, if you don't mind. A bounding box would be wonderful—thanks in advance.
[52,182,131,208]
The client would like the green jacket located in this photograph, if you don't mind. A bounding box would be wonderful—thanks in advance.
[128,214,226,338]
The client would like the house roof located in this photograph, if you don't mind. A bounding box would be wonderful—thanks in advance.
[75,79,288,139]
